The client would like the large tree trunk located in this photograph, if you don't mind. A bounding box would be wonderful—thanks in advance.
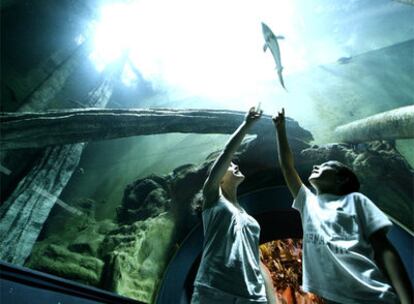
[0,144,86,264]
[0,74,115,265]
[334,105,414,143]
[1,109,313,150]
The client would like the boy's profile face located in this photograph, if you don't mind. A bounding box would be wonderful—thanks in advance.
[308,161,340,193]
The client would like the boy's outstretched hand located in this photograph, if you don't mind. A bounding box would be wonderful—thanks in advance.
[272,108,285,129]
[245,106,263,125]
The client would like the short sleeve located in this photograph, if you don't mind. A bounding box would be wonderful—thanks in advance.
[292,185,313,214]
[355,193,393,238]
[201,206,214,231]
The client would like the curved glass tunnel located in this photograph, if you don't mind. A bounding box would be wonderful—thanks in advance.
[1,1,413,303]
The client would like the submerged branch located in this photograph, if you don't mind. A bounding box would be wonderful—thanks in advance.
[334,105,414,144]
[0,108,313,150]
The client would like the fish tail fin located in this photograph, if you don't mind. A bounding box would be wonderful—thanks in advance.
[277,69,287,90]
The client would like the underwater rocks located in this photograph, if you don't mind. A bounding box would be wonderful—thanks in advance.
[301,141,413,231]
[99,213,176,303]
[116,162,210,239]
[25,216,117,285]
[24,195,118,283]
[117,176,171,224]
[26,243,104,286]
[68,224,106,257]
[36,197,106,243]
[27,196,177,302]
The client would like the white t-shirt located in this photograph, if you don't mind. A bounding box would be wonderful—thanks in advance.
[193,195,267,302]
[293,185,398,304]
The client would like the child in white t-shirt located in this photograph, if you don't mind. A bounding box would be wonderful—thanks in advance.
[273,108,412,304]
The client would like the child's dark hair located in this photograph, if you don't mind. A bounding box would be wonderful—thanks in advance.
[330,161,360,195]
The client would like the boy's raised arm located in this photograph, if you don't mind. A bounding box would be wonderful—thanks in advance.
[272,108,303,198]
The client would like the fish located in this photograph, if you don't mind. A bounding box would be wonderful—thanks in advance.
[337,56,352,64]
[261,22,286,90]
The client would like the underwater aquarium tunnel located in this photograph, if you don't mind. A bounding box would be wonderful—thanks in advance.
[1,0,414,303]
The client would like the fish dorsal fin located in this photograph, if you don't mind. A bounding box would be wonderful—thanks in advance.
[263,44,268,52]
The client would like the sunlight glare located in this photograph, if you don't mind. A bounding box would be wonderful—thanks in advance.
[89,0,309,100]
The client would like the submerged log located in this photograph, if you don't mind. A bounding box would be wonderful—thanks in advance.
[1,43,87,193]
[0,108,313,150]
[0,78,116,265]
[0,144,86,264]
[334,105,414,143]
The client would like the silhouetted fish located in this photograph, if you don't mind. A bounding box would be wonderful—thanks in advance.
[337,56,352,64]
[261,22,286,90]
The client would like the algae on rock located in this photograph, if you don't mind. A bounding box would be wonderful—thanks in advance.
[26,243,104,286]
[100,213,176,303]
